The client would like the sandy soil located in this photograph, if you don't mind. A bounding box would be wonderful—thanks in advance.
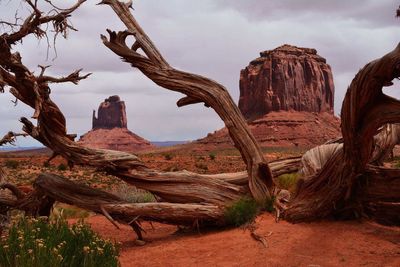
[81,214,400,267]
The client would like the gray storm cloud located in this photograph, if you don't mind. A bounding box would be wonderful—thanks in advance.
[0,0,398,147]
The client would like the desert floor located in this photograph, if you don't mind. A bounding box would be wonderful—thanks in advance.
[1,147,400,267]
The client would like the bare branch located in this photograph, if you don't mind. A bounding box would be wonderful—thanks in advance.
[37,68,92,85]
[4,0,87,45]
[0,131,27,146]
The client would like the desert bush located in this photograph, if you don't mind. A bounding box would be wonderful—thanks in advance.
[163,153,174,160]
[195,162,208,171]
[209,153,216,160]
[0,215,119,267]
[263,196,276,212]
[4,160,19,169]
[111,184,156,203]
[276,173,299,191]
[57,163,67,171]
[224,197,259,226]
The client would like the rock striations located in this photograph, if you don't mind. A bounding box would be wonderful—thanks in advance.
[197,45,340,148]
[239,44,334,120]
[79,96,154,152]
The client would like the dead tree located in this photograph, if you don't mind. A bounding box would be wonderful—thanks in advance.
[0,0,398,232]
[285,45,400,224]
[0,0,292,231]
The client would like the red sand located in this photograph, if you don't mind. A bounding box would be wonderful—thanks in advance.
[82,214,400,267]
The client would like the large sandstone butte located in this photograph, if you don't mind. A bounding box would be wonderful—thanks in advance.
[92,95,128,129]
[239,44,334,120]
[79,96,154,152]
[196,45,340,148]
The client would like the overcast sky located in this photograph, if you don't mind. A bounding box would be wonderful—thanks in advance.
[0,0,398,147]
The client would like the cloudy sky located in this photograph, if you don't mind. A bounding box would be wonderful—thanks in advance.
[0,0,398,147]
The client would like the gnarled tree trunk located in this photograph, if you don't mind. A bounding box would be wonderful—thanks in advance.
[286,45,400,224]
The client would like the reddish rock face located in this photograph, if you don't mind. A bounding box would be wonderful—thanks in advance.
[79,128,154,152]
[92,95,128,129]
[80,95,154,152]
[196,111,340,149]
[239,44,334,120]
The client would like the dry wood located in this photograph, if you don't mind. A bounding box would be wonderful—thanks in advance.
[0,0,277,226]
[286,44,400,223]
[98,0,274,203]
[370,124,400,165]
[0,0,398,228]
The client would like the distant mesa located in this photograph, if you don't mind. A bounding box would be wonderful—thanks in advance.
[79,95,154,152]
[239,44,334,121]
[197,44,340,148]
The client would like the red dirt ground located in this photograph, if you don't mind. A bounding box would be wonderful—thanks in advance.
[81,214,400,267]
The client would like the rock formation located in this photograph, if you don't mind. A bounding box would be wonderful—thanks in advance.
[79,95,154,152]
[239,44,334,120]
[92,95,128,129]
[196,111,340,148]
[194,45,340,149]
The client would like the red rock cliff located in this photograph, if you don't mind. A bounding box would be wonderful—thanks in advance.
[92,95,128,129]
[80,95,154,152]
[239,44,334,120]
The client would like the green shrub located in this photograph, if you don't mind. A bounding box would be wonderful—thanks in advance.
[0,215,119,267]
[4,160,19,169]
[276,173,299,191]
[209,153,216,160]
[224,197,259,226]
[264,196,276,212]
[57,163,67,171]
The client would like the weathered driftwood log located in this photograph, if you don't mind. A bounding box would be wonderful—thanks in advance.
[286,44,400,224]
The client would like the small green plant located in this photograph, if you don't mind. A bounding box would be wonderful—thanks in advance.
[264,195,276,212]
[276,173,299,191]
[224,197,259,226]
[0,215,119,267]
[4,160,19,169]
[164,153,173,160]
[57,163,67,171]
[209,153,216,160]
